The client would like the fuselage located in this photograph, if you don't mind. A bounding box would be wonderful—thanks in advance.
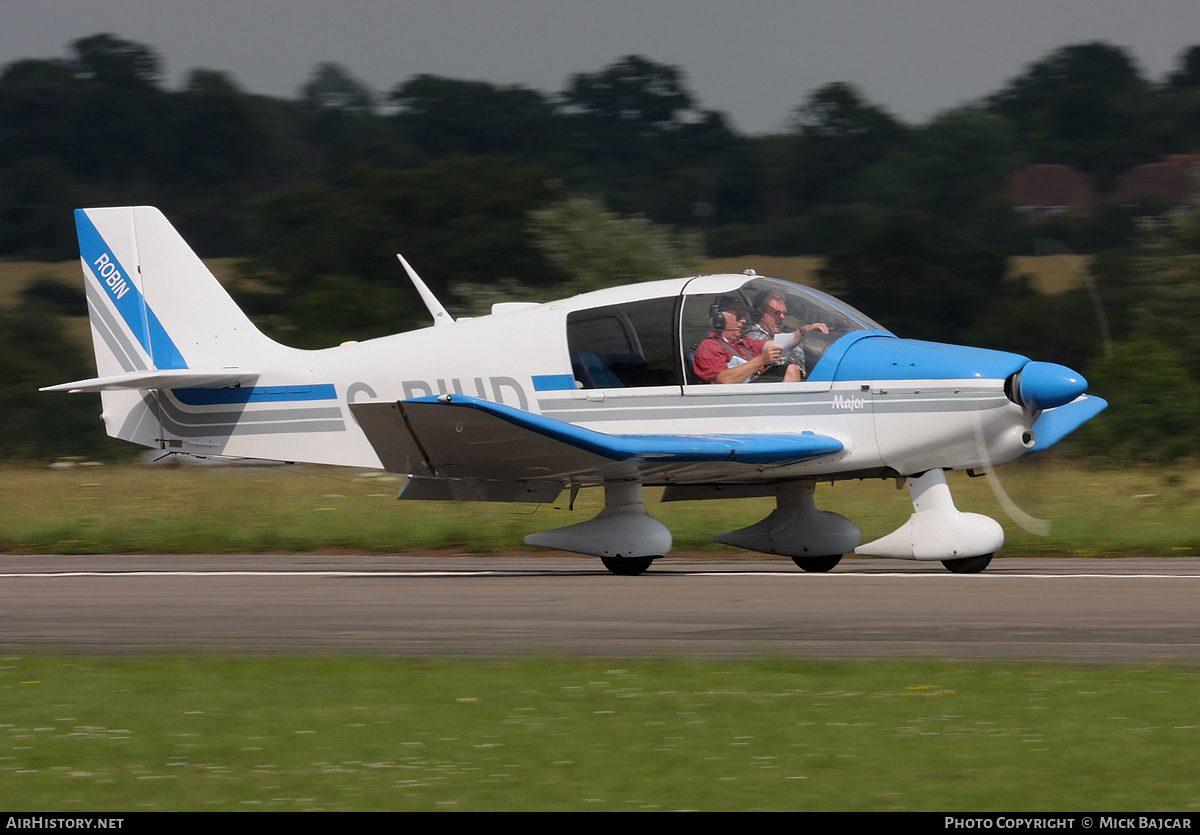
[148,273,1064,483]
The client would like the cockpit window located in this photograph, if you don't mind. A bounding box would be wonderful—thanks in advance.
[681,277,886,383]
[567,278,885,389]
[567,296,681,389]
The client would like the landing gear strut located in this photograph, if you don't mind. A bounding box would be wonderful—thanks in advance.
[525,481,670,576]
[714,480,859,567]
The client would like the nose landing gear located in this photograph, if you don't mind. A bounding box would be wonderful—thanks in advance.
[856,469,1003,572]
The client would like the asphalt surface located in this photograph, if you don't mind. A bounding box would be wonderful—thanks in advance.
[1,555,1198,663]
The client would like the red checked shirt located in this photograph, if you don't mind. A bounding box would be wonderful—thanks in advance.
[692,332,769,383]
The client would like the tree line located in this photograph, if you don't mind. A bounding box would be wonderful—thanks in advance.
[4,34,1200,261]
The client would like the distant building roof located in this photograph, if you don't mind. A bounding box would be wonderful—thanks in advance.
[1005,164,1096,218]
[1116,157,1200,205]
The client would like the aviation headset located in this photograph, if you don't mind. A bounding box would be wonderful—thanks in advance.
[709,294,751,330]
[751,289,785,327]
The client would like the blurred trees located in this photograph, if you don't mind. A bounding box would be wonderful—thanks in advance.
[986,42,1152,185]
[5,35,1200,263]
[1075,339,1200,461]
[6,35,1200,456]
[302,62,375,115]
[390,75,560,159]
[528,196,701,295]
[0,282,128,458]
[853,109,1022,226]
[247,156,566,346]
[1072,205,1200,460]
[560,55,738,169]
[1125,213,1200,379]
[787,82,906,211]
[449,196,701,315]
[819,212,1011,344]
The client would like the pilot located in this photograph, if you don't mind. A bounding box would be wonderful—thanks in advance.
[693,295,801,384]
[743,290,829,380]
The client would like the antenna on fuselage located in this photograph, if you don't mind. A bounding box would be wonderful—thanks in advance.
[396,253,452,327]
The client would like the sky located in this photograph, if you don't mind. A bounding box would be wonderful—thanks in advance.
[3,0,1198,134]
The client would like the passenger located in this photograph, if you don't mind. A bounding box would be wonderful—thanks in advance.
[692,296,801,383]
[744,290,828,380]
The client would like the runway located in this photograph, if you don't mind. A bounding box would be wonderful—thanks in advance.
[2,555,1198,663]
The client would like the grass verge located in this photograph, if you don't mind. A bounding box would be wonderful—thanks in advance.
[1,656,1197,811]
[1,456,1196,556]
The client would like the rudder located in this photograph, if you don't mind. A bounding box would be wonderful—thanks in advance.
[73,206,280,448]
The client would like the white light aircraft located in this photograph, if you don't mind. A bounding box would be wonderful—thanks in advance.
[45,207,1108,575]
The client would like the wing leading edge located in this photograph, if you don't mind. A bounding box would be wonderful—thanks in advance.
[349,393,844,483]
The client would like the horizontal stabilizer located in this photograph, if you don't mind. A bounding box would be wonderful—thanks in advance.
[350,393,843,483]
[1026,394,1108,454]
[41,368,260,393]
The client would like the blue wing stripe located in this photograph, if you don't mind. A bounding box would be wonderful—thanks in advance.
[403,394,843,464]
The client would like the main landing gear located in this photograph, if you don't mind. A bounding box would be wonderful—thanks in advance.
[714,480,860,569]
[524,481,669,576]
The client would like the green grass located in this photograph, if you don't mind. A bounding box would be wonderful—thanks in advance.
[1,657,1197,811]
[1,456,1196,556]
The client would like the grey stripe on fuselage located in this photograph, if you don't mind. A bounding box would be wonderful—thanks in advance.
[154,394,346,439]
[84,278,147,373]
[83,274,346,440]
[159,395,344,427]
[536,388,1004,422]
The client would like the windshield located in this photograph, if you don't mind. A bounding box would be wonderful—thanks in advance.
[681,277,888,383]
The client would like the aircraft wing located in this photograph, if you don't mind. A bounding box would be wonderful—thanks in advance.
[349,394,843,482]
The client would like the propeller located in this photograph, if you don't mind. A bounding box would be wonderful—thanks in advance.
[1010,362,1089,411]
[972,239,1110,537]
[972,388,1051,536]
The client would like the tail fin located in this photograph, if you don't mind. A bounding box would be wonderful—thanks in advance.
[53,207,275,450]
[74,206,273,375]
[48,206,379,467]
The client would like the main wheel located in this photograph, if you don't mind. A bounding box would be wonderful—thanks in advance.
[601,556,655,576]
[941,554,993,574]
[790,554,842,573]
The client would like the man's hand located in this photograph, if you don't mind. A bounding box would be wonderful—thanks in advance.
[715,342,779,384]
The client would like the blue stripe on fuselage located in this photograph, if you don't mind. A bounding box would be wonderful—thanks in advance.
[171,384,338,406]
[532,374,577,391]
